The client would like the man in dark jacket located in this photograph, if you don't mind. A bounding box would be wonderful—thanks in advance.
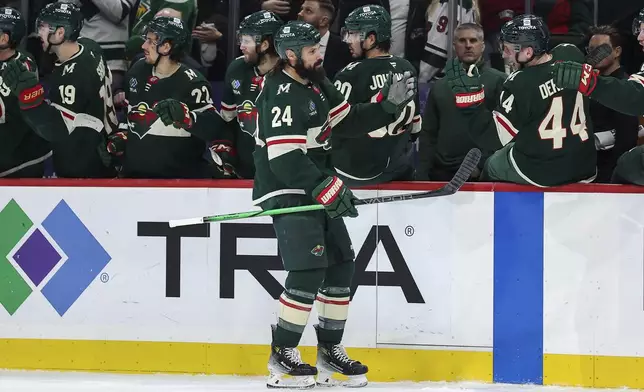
[418,23,506,181]
[586,25,639,182]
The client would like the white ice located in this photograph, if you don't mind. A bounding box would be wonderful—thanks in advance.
[0,371,639,392]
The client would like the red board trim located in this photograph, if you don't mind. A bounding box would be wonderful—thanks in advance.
[0,179,642,194]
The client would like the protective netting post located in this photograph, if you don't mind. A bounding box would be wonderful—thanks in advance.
[228,0,241,66]
[447,0,457,60]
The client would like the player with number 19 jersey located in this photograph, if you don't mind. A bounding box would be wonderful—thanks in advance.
[477,44,596,186]
[332,56,421,183]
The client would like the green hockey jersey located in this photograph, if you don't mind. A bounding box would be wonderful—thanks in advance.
[122,59,223,178]
[220,56,266,178]
[21,38,117,178]
[584,71,644,117]
[0,51,51,177]
[253,68,401,210]
[468,44,596,186]
[331,55,422,183]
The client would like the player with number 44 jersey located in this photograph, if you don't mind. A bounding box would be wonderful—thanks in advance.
[333,5,421,185]
[446,14,596,187]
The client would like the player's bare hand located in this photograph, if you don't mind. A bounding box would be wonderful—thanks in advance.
[192,23,223,43]
[445,58,484,109]
[379,71,416,115]
[153,99,193,129]
[261,0,291,15]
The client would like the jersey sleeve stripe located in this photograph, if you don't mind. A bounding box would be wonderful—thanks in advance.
[329,101,350,127]
[220,102,236,110]
[493,110,518,146]
[628,74,644,87]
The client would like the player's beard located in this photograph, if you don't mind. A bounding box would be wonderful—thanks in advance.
[294,58,325,83]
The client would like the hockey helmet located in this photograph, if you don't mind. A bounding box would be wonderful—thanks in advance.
[238,11,284,46]
[632,8,644,35]
[341,4,391,44]
[36,2,83,41]
[143,16,188,57]
[274,21,321,60]
[500,14,550,56]
[0,7,26,48]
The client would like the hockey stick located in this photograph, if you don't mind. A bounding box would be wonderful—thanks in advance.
[168,148,481,227]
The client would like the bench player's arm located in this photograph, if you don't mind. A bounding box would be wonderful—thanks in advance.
[183,79,233,142]
[589,72,644,116]
[319,76,399,138]
[81,0,134,24]
[262,93,326,193]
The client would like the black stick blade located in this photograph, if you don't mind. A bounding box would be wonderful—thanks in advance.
[444,148,481,193]
[585,43,612,67]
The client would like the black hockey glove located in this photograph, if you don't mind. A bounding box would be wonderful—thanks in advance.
[312,176,359,219]
[378,71,416,114]
[445,58,484,109]
[4,60,45,109]
[153,99,193,129]
[208,140,239,178]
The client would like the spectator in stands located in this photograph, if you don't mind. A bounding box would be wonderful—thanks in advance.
[586,25,639,183]
[478,0,530,72]
[75,0,137,93]
[419,0,479,83]
[534,0,593,49]
[262,0,339,22]
[417,23,505,181]
[334,0,427,72]
[298,0,352,79]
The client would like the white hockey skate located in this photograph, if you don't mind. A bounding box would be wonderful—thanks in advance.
[267,326,317,389]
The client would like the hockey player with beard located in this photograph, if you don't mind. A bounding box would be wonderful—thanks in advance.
[331,5,422,185]
[0,7,51,178]
[3,2,117,178]
[254,20,416,389]
[105,16,227,179]
[217,11,284,179]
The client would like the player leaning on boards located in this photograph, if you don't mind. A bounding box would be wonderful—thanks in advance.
[552,8,644,186]
[218,11,284,179]
[0,7,51,178]
[103,16,226,179]
[331,4,422,185]
[253,20,415,389]
[4,2,118,178]
[445,14,597,187]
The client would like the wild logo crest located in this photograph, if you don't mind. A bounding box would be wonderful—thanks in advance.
[127,101,159,130]
[310,244,325,256]
[237,100,258,135]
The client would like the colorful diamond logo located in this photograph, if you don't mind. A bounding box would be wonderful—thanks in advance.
[0,199,111,316]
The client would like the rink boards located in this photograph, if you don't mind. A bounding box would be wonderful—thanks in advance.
[0,180,643,389]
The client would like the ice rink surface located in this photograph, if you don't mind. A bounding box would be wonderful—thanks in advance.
[0,371,639,392]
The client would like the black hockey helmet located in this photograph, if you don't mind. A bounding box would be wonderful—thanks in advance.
[0,7,26,48]
[143,16,188,58]
[633,8,644,35]
[36,2,83,41]
[274,20,321,60]
[500,14,550,56]
[342,4,391,44]
[238,10,284,45]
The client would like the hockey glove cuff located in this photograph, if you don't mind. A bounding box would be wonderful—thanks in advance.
[153,99,194,129]
[107,131,128,156]
[552,61,598,96]
[378,71,416,115]
[445,59,484,109]
[4,60,44,109]
[312,176,359,219]
[209,140,239,178]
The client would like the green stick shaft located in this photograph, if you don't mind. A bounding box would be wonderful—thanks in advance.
[205,204,324,222]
